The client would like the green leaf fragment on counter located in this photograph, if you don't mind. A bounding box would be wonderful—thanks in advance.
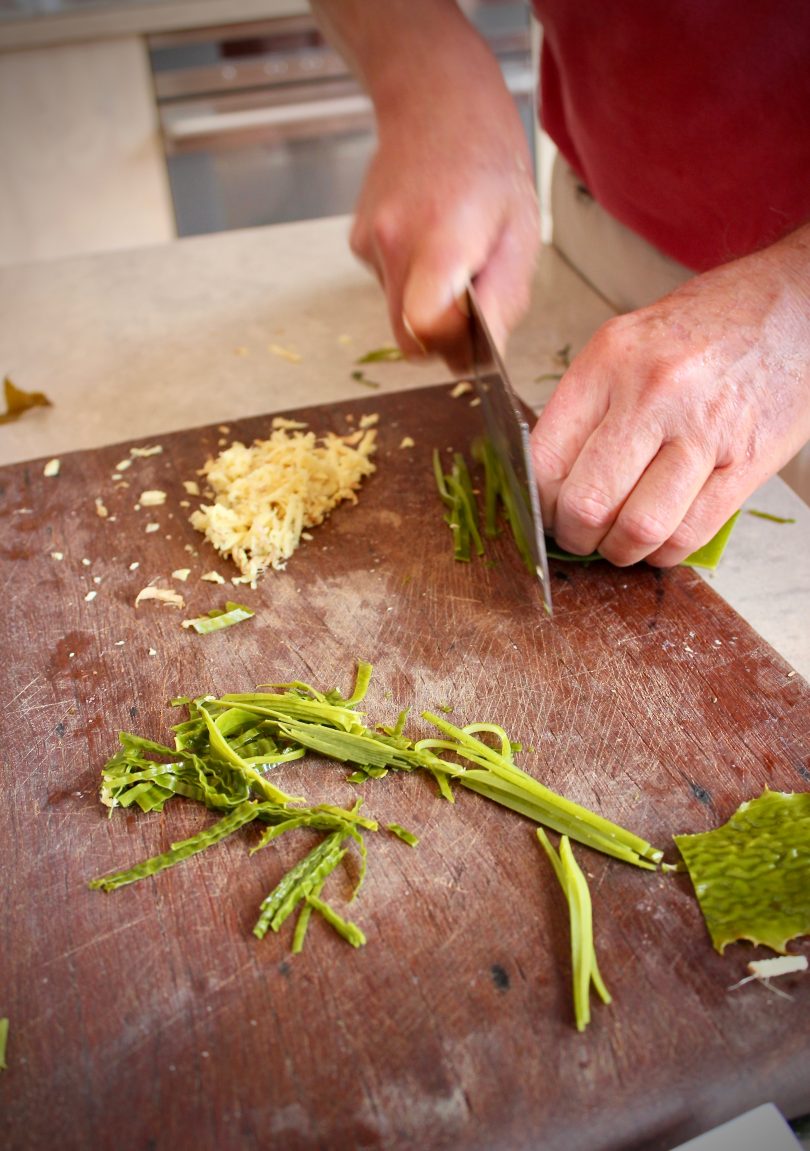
[182,601,255,634]
[356,346,404,363]
[746,509,796,524]
[0,1017,8,1071]
[537,830,611,1031]
[0,376,52,425]
[673,789,810,953]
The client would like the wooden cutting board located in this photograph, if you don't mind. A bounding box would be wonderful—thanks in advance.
[1,383,808,1151]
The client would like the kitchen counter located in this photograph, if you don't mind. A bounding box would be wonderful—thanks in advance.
[0,0,308,50]
[1,213,808,678]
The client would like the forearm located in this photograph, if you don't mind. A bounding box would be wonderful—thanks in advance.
[310,0,508,130]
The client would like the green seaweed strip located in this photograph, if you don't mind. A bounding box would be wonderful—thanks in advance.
[291,879,325,954]
[746,509,795,524]
[356,346,403,363]
[681,511,741,571]
[387,823,420,847]
[343,659,374,706]
[200,706,299,805]
[306,894,367,948]
[253,832,346,939]
[537,830,611,1031]
[89,801,261,892]
[0,1017,8,1071]
[183,601,255,634]
[421,712,662,867]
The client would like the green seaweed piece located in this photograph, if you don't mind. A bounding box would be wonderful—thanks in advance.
[0,1017,8,1071]
[356,346,404,363]
[537,830,611,1031]
[387,823,419,846]
[182,601,255,634]
[674,789,810,953]
[746,509,795,524]
[680,511,741,571]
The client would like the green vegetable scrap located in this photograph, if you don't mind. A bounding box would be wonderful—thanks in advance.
[536,830,612,1031]
[90,661,661,956]
[387,823,419,847]
[0,1017,8,1071]
[680,511,741,571]
[182,600,255,634]
[356,346,404,363]
[746,509,796,525]
[0,376,52,425]
[674,789,810,953]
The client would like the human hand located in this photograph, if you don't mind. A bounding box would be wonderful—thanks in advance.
[342,10,539,372]
[530,226,810,566]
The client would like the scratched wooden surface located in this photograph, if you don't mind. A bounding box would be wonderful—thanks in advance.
[1,384,808,1151]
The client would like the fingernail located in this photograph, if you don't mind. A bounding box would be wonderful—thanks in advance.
[451,269,471,315]
[401,311,429,355]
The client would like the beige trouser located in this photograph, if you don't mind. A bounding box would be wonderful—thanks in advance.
[550,157,809,502]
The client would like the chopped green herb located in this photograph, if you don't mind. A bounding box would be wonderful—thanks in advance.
[0,376,52,425]
[0,1017,8,1071]
[674,789,810,953]
[350,369,381,389]
[182,600,255,634]
[537,830,611,1031]
[387,823,420,847]
[356,346,404,363]
[746,509,796,524]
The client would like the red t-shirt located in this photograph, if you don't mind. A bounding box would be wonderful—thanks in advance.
[531,0,810,271]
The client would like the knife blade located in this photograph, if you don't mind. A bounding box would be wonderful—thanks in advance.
[467,284,553,616]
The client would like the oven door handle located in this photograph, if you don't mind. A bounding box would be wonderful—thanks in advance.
[162,92,375,148]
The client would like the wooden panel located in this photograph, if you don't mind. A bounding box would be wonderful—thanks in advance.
[1,384,808,1151]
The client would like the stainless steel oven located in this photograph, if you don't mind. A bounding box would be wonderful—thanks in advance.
[148,3,536,237]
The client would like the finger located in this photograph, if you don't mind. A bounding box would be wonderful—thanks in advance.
[355,202,432,360]
[401,238,475,369]
[645,466,751,567]
[529,365,611,532]
[547,412,665,556]
[596,439,715,566]
[472,207,540,357]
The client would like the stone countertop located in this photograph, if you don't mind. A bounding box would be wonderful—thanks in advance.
[0,0,308,50]
[1,213,807,677]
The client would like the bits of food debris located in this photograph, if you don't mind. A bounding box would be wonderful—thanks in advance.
[172,568,191,581]
[201,571,226,584]
[450,381,474,398]
[95,498,109,519]
[272,416,308,430]
[234,346,249,358]
[139,490,167,507]
[359,413,379,429]
[134,587,185,609]
[115,459,132,472]
[148,648,157,656]
[129,561,140,571]
[145,523,160,534]
[269,343,302,363]
[130,445,163,459]
[43,458,61,477]
[51,551,64,561]
[182,480,200,496]
[84,591,97,602]
[190,422,377,581]
[399,436,415,449]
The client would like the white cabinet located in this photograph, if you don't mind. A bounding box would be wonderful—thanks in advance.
[0,36,175,265]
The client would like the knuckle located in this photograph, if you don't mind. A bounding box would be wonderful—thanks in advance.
[557,483,614,532]
[616,508,671,550]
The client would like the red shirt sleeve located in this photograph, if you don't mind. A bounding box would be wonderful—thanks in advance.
[532,0,810,271]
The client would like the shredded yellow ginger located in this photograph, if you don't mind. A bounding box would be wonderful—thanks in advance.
[190,424,377,581]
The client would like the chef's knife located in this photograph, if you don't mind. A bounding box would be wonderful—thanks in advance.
[467,284,553,616]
